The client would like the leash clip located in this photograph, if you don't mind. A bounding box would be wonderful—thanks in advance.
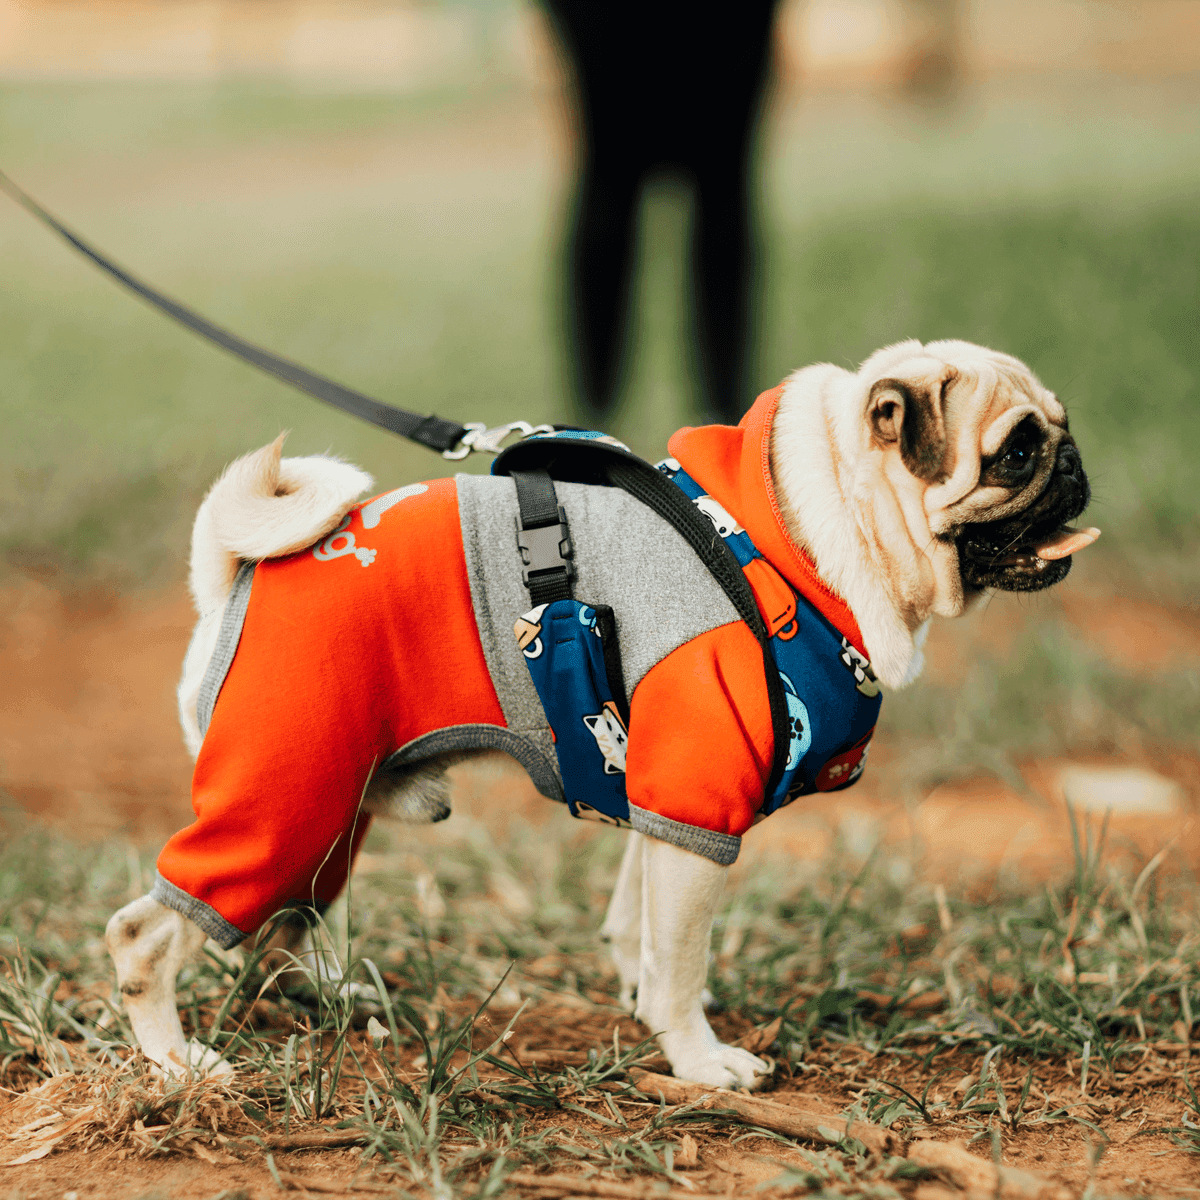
[443,420,556,460]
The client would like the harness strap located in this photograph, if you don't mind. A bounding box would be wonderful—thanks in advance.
[495,439,792,802]
[512,468,575,606]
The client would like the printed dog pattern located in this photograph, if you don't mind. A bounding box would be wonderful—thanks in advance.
[514,603,549,658]
[573,800,632,829]
[694,495,745,538]
[838,637,882,698]
[583,700,629,775]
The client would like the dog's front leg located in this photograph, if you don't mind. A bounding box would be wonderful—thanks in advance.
[637,838,768,1089]
[600,831,645,1009]
[105,896,232,1077]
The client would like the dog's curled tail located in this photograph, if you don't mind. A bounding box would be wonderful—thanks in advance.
[189,434,372,614]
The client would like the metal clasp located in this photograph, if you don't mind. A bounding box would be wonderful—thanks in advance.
[442,420,556,460]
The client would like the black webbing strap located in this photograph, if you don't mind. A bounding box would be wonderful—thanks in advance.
[495,439,792,802]
[0,169,468,454]
[512,469,575,607]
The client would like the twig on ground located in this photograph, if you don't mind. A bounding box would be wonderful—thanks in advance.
[506,1172,722,1199]
[906,1140,1072,1200]
[273,1169,391,1193]
[230,1130,366,1151]
[628,1072,900,1157]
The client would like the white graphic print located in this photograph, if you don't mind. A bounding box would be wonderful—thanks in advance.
[313,483,430,568]
[583,701,628,775]
[839,638,882,697]
[513,603,549,659]
[694,495,744,538]
[360,483,428,528]
[313,513,376,568]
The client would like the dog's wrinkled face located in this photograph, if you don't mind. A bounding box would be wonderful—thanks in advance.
[853,339,1095,614]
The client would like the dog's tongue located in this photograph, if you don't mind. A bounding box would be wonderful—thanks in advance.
[1035,526,1101,561]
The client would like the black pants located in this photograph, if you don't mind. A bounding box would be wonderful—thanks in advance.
[544,3,778,424]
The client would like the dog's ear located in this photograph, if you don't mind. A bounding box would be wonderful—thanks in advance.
[867,374,952,482]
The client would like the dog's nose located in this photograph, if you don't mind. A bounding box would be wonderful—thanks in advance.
[1056,443,1083,484]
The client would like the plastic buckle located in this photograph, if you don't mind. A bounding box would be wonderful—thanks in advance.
[516,508,575,587]
[442,420,557,460]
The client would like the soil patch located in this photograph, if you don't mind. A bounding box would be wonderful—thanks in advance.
[3,999,1198,1197]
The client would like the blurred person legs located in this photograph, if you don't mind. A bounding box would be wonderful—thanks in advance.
[546,2,778,426]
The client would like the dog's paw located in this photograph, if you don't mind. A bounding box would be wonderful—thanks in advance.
[165,1040,234,1080]
[668,1043,769,1090]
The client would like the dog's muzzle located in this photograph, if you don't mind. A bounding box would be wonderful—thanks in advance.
[956,442,1093,592]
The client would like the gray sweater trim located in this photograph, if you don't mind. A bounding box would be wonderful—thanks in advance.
[197,561,256,738]
[382,724,565,804]
[152,872,248,949]
[628,806,741,865]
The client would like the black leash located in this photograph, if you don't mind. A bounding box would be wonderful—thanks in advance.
[2,169,793,792]
[0,168,479,456]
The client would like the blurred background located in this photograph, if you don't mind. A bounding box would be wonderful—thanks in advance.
[1,0,1198,885]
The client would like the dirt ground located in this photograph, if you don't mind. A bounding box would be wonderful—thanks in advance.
[2,566,1200,1198]
[3,997,1199,1198]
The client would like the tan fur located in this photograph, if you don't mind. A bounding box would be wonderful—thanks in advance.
[770,339,1067,689]
[114,338,1073,1092]
[188,433,373,616]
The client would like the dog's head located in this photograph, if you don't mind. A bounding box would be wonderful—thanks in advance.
[859,339,1093,601]
[772,339,1097,686]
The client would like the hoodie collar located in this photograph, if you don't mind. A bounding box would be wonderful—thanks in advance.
[668,386,867,654]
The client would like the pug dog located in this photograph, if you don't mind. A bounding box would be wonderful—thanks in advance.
[105,339,1096,1087]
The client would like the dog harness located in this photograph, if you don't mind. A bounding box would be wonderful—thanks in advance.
[511,452,881,828]
[153,387,884,948]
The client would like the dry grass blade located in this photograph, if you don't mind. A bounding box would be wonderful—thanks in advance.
[628,1071,900,1157]
[0,1059,250,1165]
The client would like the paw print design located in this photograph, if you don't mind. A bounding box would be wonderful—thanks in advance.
[779,672,813,771]
[693,495,744,538]
[814,730,873,792]
[583,701,628,775]
[839,638,881,697]
[313,514,376,567]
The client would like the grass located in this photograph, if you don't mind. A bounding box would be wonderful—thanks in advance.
[3,797,1200,1193]
[1,68,1199,1196]
[1,77,1198,581]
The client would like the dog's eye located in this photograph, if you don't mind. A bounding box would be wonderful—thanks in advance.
[982,419,1040,486]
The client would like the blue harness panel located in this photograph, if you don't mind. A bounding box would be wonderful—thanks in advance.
[510,450,883,826]
[662,462,882,814]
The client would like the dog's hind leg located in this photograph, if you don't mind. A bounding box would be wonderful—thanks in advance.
[105,896,232,1077]
[254,912,379,1008]
[600,832,644,1010]
[636,837,768,1089]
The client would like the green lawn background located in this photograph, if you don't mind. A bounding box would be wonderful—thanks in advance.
[2,75,1198,583]
[1,72,1197,769]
